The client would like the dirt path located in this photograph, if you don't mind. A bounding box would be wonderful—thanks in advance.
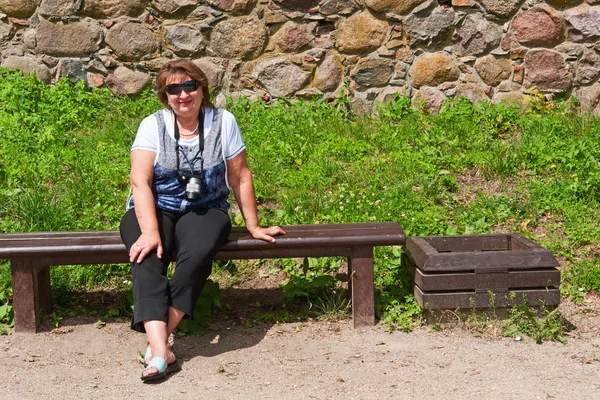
[3,295,600,400]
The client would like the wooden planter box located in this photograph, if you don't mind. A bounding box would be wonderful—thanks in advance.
[402,234,560,311]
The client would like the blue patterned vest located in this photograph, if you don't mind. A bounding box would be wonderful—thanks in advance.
[129,108,230,213]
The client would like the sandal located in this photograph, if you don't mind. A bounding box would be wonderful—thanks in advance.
[142,346,179,368]
[144,345,152,365]
[141,357,168,383]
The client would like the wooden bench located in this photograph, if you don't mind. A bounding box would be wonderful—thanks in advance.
[0,222,405,332]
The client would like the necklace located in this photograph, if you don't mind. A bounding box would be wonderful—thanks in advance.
[179,123,199,137]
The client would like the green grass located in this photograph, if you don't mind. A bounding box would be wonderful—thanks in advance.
[0,69,599,338]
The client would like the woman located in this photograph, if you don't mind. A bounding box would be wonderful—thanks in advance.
[119,59,285,382]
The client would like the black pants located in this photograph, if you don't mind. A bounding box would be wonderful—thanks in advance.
[119,207,231,333]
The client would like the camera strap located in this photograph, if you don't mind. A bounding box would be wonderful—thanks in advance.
[174,109,204,178]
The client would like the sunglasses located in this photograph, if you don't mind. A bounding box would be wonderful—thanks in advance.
[165,80,200,95]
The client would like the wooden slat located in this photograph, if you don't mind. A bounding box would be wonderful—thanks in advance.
[404,237,438,270]
[404,234,559,272]
[412,268,561,291]
[423,250,559,271]
[414,286,560,309]
[0,222,406,258]
[422,234,511,252]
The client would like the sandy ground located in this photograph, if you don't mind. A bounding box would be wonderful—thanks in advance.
[3,294,600,400]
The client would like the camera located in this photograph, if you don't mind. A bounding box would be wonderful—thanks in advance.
[179,173,202,201]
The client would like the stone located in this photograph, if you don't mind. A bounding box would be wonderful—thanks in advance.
[0,19,12,41]
[523,49,571,92]
[295,88,323,98]
[0,0,38,18]
[510,48,527,60]
[265,10,288,24]
[480,0,523,19]
[545,0,582,7]
[412,86,446,114]
[36,19,102,57]
[193,57,226,90]
[572,84,600,113]
[454,13,503,56]
[395,47,413,63]
[351,57,394,87]
[83,0,147,18]
[513,65,524,83]
[272,0,320,11]
[142,57,173,72]
[409,52,460,88]
[313,52,343,92]
[374,86,408,105]
[493,91,528,110]
[512,6,563,47]
[564,5,600,42]
[554,42,585,61]
[390,61,407,84]
[1,46,25,57]
[273,22,315,53]
[474,55,512,86]
[87,73,105,87]
[253,57,311,97]
[1,56,52,83]
[575,50,600,85]
[39,0,80,17]
[207,0,257,13]
[454,83,489,102]
[336,11,389,54]
[404,7,454,46]
[23,28,36,49]
[55,59,87,83]
[452,0,470,5]
[320,0,357,15]
[152,0,197,15]
[164,24,206,57]
[87,59,107,74]
[364,0,426,14]
[209,16,268,60]
[350,91,373,116]
[105,21,157,61]
[105,66,151,95]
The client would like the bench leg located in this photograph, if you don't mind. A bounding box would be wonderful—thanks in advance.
[11,259,41,333]
[349,246,375,327]
[36,266,53,316]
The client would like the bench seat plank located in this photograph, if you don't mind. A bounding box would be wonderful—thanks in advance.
[0,222,405,332]
[0,222,403,256]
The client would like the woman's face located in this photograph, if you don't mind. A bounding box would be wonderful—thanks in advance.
[165,74,203,120]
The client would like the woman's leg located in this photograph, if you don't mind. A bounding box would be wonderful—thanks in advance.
[119,208,176,333]
[120,208,178,377]
[168,208,231,328]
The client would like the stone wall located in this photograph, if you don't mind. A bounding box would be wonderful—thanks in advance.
[1,0,599,115]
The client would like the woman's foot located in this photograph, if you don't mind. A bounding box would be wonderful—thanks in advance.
[141,357,168,383]
[143,340,175,366]
[141,349,178,381]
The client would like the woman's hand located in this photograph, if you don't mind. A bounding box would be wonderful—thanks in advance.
[249,226,286,243]
[129,231,163,263]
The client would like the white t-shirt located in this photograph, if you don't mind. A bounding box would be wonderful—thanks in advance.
[131,107,246,163]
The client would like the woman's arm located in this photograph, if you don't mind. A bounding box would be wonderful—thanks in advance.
[227,150,285,242]
[129,149,163,263]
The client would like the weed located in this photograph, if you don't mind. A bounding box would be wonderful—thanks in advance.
[380,295,423,333]
[502,304,566,344]
[313,289,351,320]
